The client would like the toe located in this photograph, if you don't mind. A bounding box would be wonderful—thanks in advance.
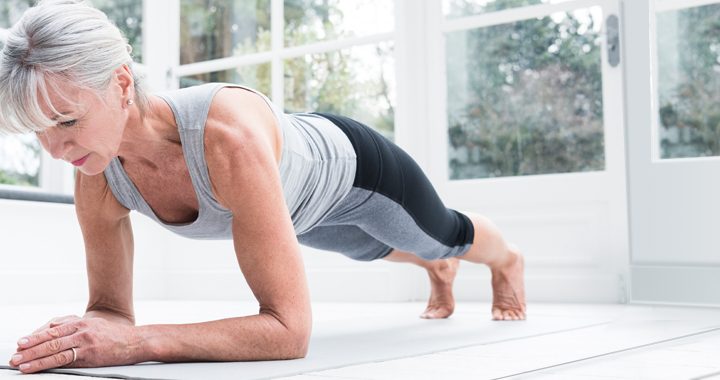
[421,307,439,319]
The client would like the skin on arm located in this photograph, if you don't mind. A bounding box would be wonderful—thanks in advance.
[10,89,310,373]
[75,170,137,325]
[10,167,138,372]
[134,89,311,361]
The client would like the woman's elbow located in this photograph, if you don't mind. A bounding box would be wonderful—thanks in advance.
[284,320,311,359]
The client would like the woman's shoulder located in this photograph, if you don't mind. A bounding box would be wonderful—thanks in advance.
[201,86,284,209]
[75,169,130,222]
[203,86,281,156]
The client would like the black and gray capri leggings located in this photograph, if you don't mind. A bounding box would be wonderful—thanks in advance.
[296,113,475,262]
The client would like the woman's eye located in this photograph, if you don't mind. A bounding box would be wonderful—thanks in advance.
[58,120,77,128]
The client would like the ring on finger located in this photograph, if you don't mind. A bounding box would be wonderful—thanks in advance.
[69,347,77,365]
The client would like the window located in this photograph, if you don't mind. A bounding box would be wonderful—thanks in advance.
[284,42,395,139]
[445,4,605,179]
[180,0,271,65]
[284,0,393,47]
[0,0,33,28]
[180,64,272,94]
[0,0,39,189]
[655,2,720,159]
[0,0,143,195]
[91,0,144,63]
[178,0,396,137]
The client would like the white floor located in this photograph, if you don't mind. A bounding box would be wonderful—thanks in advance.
[1,301,719,380]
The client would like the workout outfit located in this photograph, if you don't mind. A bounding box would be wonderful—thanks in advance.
[104,83,474,261]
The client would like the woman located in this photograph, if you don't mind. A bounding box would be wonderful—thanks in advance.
[1,0,525,374]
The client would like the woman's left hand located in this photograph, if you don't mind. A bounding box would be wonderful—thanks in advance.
[9,317,143,374]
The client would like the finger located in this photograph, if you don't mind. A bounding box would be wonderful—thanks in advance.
[17,323,79,350]
[11,335,77,368]
[17,348,76,374]
[31,315,79,335]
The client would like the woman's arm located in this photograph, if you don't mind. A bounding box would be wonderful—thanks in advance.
[133,88,311,362]
[11,89,310,372]
[75,171,136,326]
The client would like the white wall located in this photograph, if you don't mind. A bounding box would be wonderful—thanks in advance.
[0,198,428,306]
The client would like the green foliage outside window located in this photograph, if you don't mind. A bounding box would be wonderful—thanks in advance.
[657,4,720,159]
[447,1,605,179]
[91,0,144,63]
[0,0,34,28]
[179,0,395,139]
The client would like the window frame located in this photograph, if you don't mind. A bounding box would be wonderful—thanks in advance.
[170,0,396,114]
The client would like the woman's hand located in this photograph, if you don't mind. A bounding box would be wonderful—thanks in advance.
[27,315,83,336]
[8,317,143,374]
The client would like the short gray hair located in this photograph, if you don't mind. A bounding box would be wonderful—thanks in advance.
[0,0,148,134]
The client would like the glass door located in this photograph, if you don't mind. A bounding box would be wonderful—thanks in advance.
[629,0,720,305]
[426,0,629,302]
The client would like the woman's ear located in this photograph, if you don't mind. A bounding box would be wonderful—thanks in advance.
[114,64,134,107]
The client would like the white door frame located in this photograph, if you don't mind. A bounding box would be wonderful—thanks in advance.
[627,0,720,306]
[422,0,630,302]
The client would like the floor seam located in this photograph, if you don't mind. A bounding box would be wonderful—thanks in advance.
[491,326,720,380]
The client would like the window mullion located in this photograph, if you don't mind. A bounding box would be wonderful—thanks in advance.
[271,0,284,107]
[443,0,600,32]
[144,0,180,91]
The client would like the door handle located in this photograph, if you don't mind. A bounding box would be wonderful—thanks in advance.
[607,14,620,67]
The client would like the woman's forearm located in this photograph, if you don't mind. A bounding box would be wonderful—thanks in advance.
[134,312,310,363]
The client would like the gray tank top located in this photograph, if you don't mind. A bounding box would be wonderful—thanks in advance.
[103,83,357,239]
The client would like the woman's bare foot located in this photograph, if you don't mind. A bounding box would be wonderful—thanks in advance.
[421,257,460,319]
[490,248,526,321]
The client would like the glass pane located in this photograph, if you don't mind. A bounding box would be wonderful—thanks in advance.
[657,4,720,159]
[443,0,572,18]
[0,135,41,187]
[180,0,271,65]
[0,0,34,29]
[284,42,395,140]
[446,7,605,180]
[0,1,143,62]
[179,63,271,95]
[284,0,393,47]
[91,0,144,63]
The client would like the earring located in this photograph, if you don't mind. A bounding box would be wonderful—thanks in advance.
[127,99,134,106]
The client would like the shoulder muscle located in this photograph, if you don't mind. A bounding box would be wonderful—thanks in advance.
[74,170,130,223]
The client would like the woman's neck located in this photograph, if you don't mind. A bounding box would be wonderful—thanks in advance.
[117,95,181,166]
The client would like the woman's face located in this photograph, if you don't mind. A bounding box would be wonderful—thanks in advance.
[35,77,129,176]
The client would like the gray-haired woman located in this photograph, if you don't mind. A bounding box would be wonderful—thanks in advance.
[1,0,525,374]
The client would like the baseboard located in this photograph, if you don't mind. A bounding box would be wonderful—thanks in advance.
[631,265,720,306]
[162,267,624,303]
[0,267,624,305]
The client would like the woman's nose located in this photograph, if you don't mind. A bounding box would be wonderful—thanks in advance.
[37,129,72,160]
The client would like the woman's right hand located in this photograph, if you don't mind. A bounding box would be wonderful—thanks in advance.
[10,315,83,355]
